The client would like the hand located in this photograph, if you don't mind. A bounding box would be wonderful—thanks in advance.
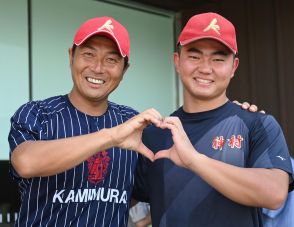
[233,100,265,113]
[134,213,152,227]
[112,108,162,161]
[155,116,197,169]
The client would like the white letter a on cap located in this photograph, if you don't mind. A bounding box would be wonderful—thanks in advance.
[98,19,114,35]
[203,18,220,35]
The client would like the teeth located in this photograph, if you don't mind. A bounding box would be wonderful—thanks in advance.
[196,78,212,84]
[87,77,104,84]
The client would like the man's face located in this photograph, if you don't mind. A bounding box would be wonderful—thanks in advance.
[174,39,239,103]
[69,35,126,105]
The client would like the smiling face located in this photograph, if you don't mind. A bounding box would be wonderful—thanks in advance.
[174,39,239,110]
[68,35,128,114]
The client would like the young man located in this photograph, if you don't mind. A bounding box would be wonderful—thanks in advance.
[8,16,162,227]
[133,12,294,227]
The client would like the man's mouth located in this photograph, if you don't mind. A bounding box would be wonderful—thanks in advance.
[86,77,105,85]
[195,78,213,84]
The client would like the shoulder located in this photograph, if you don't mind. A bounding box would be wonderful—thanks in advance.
[248,113,282,137]
[16,95,66,112]
[228,102,279,129]
[108,101,139,119]
[36,95,69,114]
[11,95,67,124]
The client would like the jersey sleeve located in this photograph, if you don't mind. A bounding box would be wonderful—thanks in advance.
[8,102,45,180]
[8,101,44,153]
[248,115,294,186]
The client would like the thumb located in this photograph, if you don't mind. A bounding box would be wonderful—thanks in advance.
[154,149,170,160]
[137,143,155,162]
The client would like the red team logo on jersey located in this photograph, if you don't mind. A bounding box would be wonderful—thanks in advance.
[212,135,244,151]
[212,136,225,150]
[228,135,243,149]
[87,150,111,184]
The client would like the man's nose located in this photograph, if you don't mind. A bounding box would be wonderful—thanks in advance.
[198,60,212,74]
[91,59,105,73]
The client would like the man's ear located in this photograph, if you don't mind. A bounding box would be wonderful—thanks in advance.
[173,52,180,75]
[68,48,73,66]
[122,63,130,75]
[230,57,239,79]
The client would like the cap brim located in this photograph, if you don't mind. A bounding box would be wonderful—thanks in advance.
[74,30,126,58]
[179,36,237,55]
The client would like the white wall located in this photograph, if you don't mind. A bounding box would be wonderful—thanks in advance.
[0,0,29,160]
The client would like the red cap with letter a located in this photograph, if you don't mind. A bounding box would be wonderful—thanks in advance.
[73,16,130,60]
[177,12,238,54]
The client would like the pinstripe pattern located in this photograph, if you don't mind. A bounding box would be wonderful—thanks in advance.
[8,95,139,227]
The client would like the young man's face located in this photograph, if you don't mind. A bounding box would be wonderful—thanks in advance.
[69,35,127,105]
[174,39,239,103]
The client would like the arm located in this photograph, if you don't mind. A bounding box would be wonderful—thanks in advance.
[155,117,289,209]
[189,154,288,209]
[134,213,151,227]
[11,108,162,178]
[129,202,151,227]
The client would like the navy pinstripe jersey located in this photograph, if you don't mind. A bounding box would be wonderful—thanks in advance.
[133,101,294,227]
[8,95,139,227]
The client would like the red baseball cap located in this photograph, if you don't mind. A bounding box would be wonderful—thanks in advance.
[177,12,238,54]
[73,16,130,60]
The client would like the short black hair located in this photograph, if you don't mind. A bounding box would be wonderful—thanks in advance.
[176,44,182,54]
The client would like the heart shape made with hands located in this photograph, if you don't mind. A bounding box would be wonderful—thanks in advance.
[138,116,196,169]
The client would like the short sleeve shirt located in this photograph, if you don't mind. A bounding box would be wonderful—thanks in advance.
[8,95,139,227]
[133,101,294,227]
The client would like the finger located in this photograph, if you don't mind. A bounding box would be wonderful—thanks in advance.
[146,115,162,127]
[144,108,162,119]
[160,120,177,132]
[233,100,241,105]
[154,150,170,160]
[137,143,155,162]
[160,123,176,135]
[162,116,181,125]
[162,116,185,131]
[139,109,163,126]
[241,102,250,109]
[158,122,187,145]
[160,121,183,137]
[148,108,163,120]
[259,110,266,114]
[249,105,258,112]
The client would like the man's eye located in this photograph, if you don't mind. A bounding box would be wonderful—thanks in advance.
[83,52,94,57]
[213,58,224,62]
[106,58,118,64]
[189,55,200,60]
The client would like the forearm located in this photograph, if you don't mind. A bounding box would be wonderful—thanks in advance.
[11,128,115,178]
[135,213,151,227]
[11,108,162,178]
[189,153,289,209]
